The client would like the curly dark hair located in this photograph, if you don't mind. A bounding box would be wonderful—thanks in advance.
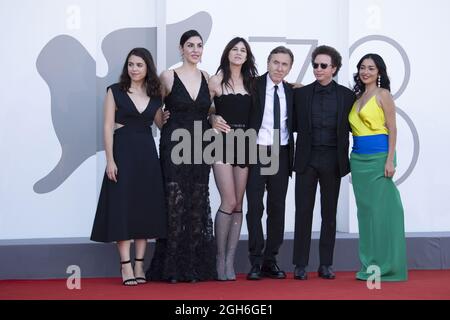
[353,53,391,98]
[311,45,342,77]
[216,37,258,94]
[119,47,161,97]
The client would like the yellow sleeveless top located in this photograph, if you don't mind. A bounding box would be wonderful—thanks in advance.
[349,95,389,137]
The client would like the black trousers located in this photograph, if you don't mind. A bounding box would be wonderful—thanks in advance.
[246,146,289,266]
[293,147,341,267]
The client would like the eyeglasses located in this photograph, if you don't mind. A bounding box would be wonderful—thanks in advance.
[312,62,332,69]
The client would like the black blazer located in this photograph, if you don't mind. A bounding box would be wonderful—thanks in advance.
[293,81,356,177]
[249,73,295,176]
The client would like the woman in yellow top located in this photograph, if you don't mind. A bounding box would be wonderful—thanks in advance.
[349,54,407,281]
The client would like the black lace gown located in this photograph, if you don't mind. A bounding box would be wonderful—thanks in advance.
[147,71,216,282]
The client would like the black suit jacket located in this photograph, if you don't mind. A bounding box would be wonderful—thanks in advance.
[249,73,295,176]
[293,81,356,177]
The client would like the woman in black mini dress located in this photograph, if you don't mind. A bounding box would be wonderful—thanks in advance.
[209,37,257,280]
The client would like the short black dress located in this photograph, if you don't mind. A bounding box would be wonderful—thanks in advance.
[214,93,252,167]
[90,83,167,242]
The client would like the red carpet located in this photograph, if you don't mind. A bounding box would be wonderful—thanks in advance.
[1,270,449,300]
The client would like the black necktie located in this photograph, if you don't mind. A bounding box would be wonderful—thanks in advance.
[273,85,280,146]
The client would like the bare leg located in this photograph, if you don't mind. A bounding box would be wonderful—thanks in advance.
[117,240,137,286]
[134,239,147,284]
[213,163,236,280]
[225,166,248,280]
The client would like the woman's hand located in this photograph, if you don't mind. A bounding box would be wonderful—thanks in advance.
[385,160,395,178]
[154,107,170,129]
[162,108,170,125]
[210,114,230,133]
[106,160,118,182]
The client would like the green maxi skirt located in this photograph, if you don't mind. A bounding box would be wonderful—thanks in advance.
[350,152,408,281]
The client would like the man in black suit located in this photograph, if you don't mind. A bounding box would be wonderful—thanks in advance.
[292,45,355,280]
[246,46,295,280]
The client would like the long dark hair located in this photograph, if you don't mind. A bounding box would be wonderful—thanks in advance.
[119,47,161,97]
[353,53,391,98]
[216,37,258,94]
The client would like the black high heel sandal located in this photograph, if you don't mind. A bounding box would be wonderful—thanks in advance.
[120,260,137,286]
[134,258,147,284]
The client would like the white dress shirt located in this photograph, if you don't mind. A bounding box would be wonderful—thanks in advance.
[257,74,289,146]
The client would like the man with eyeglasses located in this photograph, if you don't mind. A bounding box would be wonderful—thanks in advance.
[292,45,355,280]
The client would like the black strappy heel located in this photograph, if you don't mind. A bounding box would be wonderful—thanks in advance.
[120,260,137,286]
[134,258,147,284]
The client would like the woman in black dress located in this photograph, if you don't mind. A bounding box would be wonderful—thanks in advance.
[146,30,216,283]
[91,48,167,286]
[209,37,257,280]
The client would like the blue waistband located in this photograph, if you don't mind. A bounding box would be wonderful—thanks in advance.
[352,134,388,154]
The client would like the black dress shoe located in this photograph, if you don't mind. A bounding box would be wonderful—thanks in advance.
[246,264,262,280]
[293,265,308,280]
[261,262,286,279]
[318,265,335,279]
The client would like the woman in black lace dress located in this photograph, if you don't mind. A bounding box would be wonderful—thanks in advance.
[146,30,216,283]
[208,38,257,280]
